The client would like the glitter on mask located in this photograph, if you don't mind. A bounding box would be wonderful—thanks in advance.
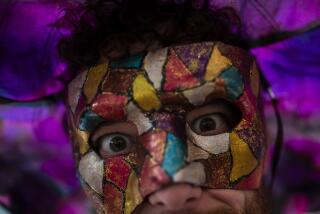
[104,183,124,214]
[126,102,152,135]
[102,68,138,95]
[229,132,258,182]
[105,156,132,190]
[75,128,90,155]
[183,82,216,105]
[83,183,104,214]
[69,112,90,156]
[79,110,105,132]
[216,42,253,79]
[124,153,138,166]
[140,130,167,163]
[173,162,206,185]
[78,151,104,195]
[162,132,186,176]
[219,66,244,100]
[212,77,227,97]
[249,62,260,98]
[201,152,232,188]
[204,45,232,81]
[68,70,88,114]
[140,155,170,197]
[75,94,86,124]
[235,120,265,158]
[186,139,209,162]
[173,42,212,79]
[163,49,199,91]
[124,171,143,214]
[132,74,161,111]
[83,62,108,103]
[235,89,257,123]
[143,48,168,90]
[151,113,185,139]
[92,92,127,121]
[186,124,230,155]
[124,142,147,170]
[160,92,191,107]
[68,42,267,208]
[234,160,264,189]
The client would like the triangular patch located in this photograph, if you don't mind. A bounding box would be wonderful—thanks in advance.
[173,42,213,79]
[230,132,258,182]
[163,49,199,92]
[204,45,232,81]
[132,74,161,111]
[124,171,143,214]
[84,62,108,103]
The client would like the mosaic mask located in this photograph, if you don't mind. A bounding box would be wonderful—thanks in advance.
[67,42,266,214]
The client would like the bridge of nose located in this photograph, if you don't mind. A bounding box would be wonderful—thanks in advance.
[150,111,187,142]
[138,120,189,197]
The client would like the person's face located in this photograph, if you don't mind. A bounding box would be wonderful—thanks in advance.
[67,42,267,214]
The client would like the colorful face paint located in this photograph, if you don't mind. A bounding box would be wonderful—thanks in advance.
[67,42,266,213]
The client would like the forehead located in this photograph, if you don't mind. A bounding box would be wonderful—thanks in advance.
[68,42,255,121]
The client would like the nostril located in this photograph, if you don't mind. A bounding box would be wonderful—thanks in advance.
[148,184,202,210]
[155,201,165,206]
[186,197,197,203]
[150,176,158,183]
[186,198,196,202]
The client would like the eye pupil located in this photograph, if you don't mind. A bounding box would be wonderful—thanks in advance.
[110,136,127,152]
[199,117,216,132]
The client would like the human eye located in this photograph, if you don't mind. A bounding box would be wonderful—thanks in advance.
[186,99,242,136]
[191,113,229,135]
[90,122,138,158]
[97,133,134,158]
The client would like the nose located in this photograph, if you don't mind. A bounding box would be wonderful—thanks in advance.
[139,131,188,196]
[148,184,202,210]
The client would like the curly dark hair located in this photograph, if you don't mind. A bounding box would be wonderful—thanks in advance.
[57,0,244,70]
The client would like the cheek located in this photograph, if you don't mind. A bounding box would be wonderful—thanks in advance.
[233,86,265,155]
[104,157,131,190]
[184,126,232,188]
[103,155,143,214]
[200,153,232,188]
[184,90,265,189]
[78,152,104,195]
[229,86,265,182]
[139,155,170,197]
[82,183,105,214]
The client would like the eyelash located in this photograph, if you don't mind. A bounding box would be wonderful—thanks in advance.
[88,101,242,157]
[95,133,135,157]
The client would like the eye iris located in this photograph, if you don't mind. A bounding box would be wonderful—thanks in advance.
[199,117,216,132]
[110,136,127,152]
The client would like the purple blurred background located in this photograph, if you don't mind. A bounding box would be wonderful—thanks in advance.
[0,0,319,213]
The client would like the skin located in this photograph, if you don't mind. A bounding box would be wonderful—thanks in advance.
[67,42,269,214]
[77,102,269,213]
[107,102,268,214]
[136,186,263,214]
